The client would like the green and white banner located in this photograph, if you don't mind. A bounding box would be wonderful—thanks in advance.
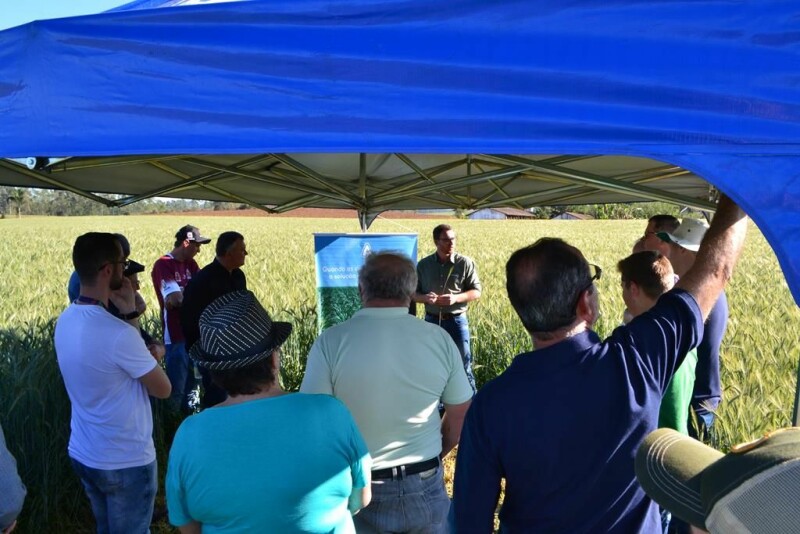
[314,233,417,332]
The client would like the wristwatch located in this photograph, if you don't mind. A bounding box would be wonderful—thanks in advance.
[119,310,141,320]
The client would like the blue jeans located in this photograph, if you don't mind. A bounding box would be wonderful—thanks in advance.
[425,313,476,393]
[354,464,450,534]
[70,459,157,534]
[165,342,199,413]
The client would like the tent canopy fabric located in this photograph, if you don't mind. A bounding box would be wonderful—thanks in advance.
[0,0,799,300]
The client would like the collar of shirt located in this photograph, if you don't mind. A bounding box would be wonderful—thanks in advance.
[510,330,602,375]
[354,307,410,319]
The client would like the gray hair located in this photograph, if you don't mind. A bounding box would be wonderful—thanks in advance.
[358,252,417,303]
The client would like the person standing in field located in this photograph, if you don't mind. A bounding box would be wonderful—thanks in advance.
[452,196,747,533]
[302,252,473,534]
[181,231,248,408]
[167,290,371,532]
[152,225,210,414]
[413,224,482,392]
[618,251,697,435]
[644,217,728,441]
[55,232,171,534]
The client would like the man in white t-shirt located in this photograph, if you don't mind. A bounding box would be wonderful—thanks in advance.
[55,232,171,534]
[301,252,473,533]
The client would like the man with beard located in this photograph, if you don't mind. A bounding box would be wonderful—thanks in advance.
[55,232,171,533]
[182,231,248,407]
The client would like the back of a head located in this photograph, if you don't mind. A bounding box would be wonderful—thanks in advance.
[617,251,674,300]
[359,252,417,302]
[216,231,244,257]
[649,214,680,233]
[506,238,590,337]
[112,233,131,258]
[73,233,121,286]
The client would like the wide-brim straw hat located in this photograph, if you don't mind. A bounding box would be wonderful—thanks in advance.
[189,290,292,370]
[635,427,800,533]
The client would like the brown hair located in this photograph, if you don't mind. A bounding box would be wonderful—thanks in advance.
[617,251,674,300]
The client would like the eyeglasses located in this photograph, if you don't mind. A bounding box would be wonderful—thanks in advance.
[438,237,457,243]
[98,259,130,271]
[573,263,602,309]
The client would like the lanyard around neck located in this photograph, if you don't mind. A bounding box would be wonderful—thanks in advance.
[75,295,106,308]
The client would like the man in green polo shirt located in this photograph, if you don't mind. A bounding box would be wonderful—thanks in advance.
[413,224,481,392]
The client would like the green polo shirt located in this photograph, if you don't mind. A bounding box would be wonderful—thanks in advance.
[416,252,481,316]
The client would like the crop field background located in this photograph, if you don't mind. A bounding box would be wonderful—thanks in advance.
[1,214,798,532]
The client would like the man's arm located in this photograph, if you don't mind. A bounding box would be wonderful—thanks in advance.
[139,365,171,399]
[435,288,480,307]
[441,399,472,458]
[452,401,502,532]
[348,482,372,515]
[675,195,748,320]
[299,340,334,395]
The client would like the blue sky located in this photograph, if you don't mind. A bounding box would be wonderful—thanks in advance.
[0,0,128,31]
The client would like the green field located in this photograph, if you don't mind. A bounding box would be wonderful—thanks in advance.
[1,215,798,532]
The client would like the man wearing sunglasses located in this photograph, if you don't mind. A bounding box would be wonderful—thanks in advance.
[452,196,748,534]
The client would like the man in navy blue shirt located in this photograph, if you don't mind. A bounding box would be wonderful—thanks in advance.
[452,196,747,533]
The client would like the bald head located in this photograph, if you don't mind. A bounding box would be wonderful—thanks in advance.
[359,252,417,305]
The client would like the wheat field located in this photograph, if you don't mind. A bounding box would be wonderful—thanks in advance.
[0,214,798,532]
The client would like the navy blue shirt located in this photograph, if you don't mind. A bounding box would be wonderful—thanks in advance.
[452,290,703,533]
[692,291,728,414]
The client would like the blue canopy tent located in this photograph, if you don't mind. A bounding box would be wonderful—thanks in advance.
[1,0,799,408]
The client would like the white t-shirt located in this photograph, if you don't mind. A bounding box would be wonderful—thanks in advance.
[55,304,158,470]
[301,307,473,469]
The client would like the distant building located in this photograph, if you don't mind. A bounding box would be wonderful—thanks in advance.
[468,207,536,220]
[550,211,594,220]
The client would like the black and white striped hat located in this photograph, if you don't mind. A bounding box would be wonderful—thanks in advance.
[189,290,292,370]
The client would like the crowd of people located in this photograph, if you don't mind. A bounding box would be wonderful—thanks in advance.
[4,195,798,533]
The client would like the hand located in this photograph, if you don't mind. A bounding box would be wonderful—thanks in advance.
[435,293,459,306]
[147,342,166,363]
[422,292,438,305]
[134,292,147,315]
[109,277,137,314]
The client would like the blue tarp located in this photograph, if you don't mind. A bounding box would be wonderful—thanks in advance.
[0,0,799,300]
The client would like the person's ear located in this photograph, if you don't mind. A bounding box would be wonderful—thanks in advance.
[576,287,596,324]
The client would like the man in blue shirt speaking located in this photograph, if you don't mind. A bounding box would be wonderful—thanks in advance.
[452,195,748,533]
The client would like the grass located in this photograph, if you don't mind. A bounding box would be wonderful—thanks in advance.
[0,215,798,532]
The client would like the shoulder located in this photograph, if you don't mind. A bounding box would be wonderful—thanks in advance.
[152,255,174,272]
[455,253,476,266]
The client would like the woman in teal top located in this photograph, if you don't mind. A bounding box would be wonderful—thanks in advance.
[166,291,371,533]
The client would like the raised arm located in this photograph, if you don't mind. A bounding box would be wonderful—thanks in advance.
[675,195,748,320]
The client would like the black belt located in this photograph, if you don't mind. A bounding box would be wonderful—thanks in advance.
[372,457,439,480]
[426,312,462,321]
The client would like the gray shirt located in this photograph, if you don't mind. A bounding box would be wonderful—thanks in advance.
[0,424,25,530]
[416,252,481,315]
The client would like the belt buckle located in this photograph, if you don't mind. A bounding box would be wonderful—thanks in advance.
[390,465,406,480]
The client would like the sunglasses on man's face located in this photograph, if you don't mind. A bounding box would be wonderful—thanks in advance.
[573,263,602,309]
[98,259,130,271]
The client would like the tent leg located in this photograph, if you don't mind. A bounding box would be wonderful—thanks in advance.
[792,358,800,426]
[357,209,380,231]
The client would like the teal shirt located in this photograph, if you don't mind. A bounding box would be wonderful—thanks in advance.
[658,348,698,434]
[167,393,370,533]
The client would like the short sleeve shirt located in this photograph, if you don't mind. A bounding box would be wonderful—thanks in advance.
[151,254,199,344]
[416,252,481,315]
[166,394,370,532]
